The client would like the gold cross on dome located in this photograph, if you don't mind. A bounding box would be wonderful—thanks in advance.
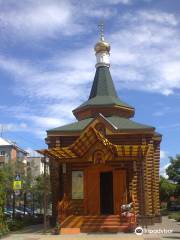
[98,22,104,40]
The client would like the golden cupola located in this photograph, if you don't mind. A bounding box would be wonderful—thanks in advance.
[94,38,110,53]
[94,23,111,68]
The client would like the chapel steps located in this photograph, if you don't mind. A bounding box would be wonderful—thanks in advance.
[60,215,136,234]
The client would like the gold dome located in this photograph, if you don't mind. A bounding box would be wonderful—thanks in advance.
[94,40,110,53]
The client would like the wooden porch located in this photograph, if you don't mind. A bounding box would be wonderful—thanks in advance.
[38,126,161,229]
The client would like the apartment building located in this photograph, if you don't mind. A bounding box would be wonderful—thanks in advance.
[0,137,28,167]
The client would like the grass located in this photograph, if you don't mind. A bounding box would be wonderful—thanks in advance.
[160,208,180,222]
[168,211,180,222]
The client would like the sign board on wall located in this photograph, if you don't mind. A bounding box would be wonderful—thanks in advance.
[72,171,84,199]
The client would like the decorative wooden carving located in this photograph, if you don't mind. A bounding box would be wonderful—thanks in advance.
[93,149,105,164]
[94,123,106,135]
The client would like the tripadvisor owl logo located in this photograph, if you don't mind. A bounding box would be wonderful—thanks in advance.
[135,226,143,235]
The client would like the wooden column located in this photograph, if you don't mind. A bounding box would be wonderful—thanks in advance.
[152,142,161,216]
[131,160,140,215]
[62,163,72,198]
[143,141,154,216]
[49,159,60,224]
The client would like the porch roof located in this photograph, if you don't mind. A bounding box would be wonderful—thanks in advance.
[37,127,149,161]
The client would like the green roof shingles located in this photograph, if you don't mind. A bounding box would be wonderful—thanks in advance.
[47,118,93,132]
[77,96,133,109]
[107,116,154,130]
[89,66,118,98]
[47,116,154,132]
[74,66,134,110]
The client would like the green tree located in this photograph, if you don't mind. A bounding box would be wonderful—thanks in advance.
[166,155,180,184]
[0,168,9,236]
[2,161,26,208]
[1,161,51,220]
[32,174,51,213]
[159,176,176,202]
[166,155,180,199]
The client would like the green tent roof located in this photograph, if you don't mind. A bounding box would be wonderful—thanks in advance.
[89,65,118,98]
[74,66,134,110]
[47,116,154,132]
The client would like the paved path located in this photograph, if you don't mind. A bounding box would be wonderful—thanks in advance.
[2,216,180,240]
[143,216,180,240]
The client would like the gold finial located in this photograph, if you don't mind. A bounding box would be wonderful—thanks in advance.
[98,22,104,41]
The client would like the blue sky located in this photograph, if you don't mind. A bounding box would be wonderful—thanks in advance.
[0,0,180,175]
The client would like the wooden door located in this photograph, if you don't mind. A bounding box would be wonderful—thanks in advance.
[113,170,126,214]
[84,168,99,214]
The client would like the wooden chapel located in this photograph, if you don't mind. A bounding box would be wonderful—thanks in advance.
[38,29,162,233]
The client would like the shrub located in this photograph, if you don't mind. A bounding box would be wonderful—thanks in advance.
[8,220,25,231]
[0,167,9,237]
[7,215,44,232]
[0,188,9,237]
[160,208,169,216]
[23,215,43,225]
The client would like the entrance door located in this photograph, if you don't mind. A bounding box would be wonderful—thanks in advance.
[100,171,113,214]
[85,167,99,214]
[113,170,126,214]
[84,166,126,215]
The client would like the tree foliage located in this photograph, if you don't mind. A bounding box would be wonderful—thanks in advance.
[159,176,176,202]
[32,174,51,212]
[166,155,180,199]
[0,168,9,236]
[0,158,52,236]
[166,155,180,184]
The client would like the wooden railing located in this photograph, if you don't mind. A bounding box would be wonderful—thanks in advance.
[57,194,72,224]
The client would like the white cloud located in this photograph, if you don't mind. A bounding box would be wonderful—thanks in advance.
[0,122,28,132]
[0,0,131,40]
[102,0,131,4]
[161,61,180,87]
[0,0,85,39]
[160,150,170,178]
[160,163,170,178]
[110,10,180,95]
[123,10,178,26]
[28,116,66,129]
[26,147,42,157]
[0,53,89,101]
[160,150,169,160]
[0,56,34,77]
[83,8,116,18]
